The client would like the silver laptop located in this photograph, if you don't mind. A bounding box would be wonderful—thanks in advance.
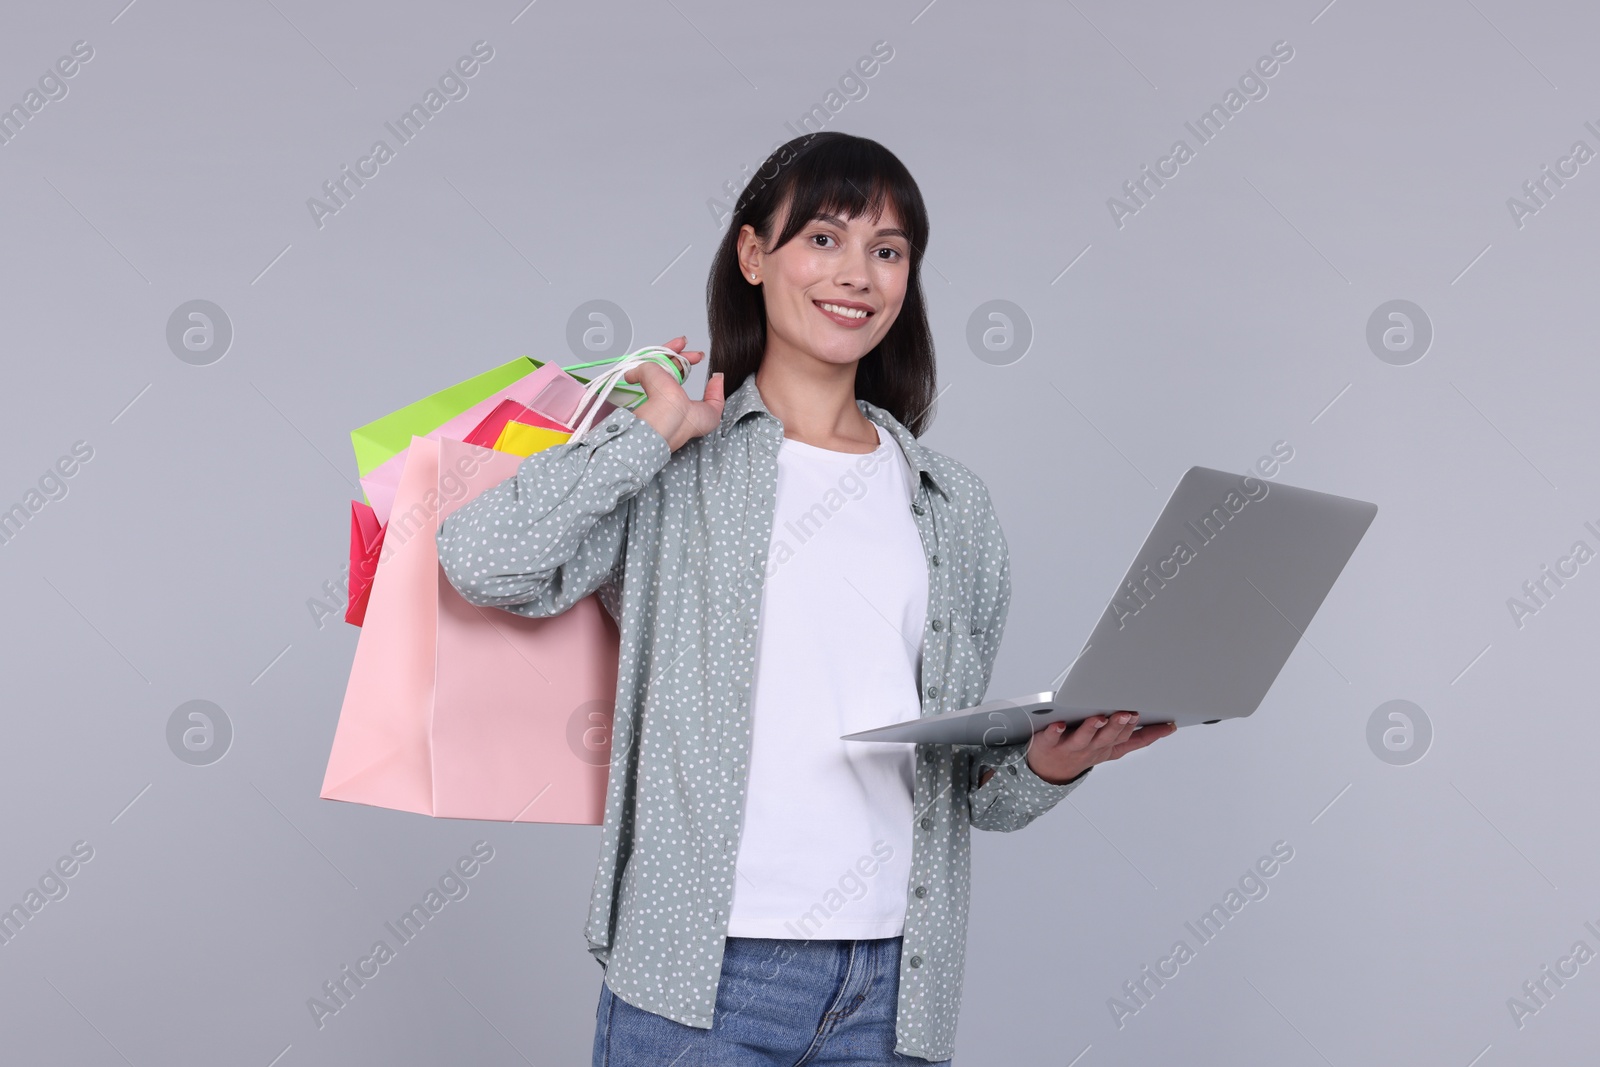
[841,466,1377,747]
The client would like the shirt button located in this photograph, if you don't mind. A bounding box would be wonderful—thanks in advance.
[919,816,932,830]
[912,503,924,515]
[606,420,621,433]
[926,685,939,699]
[909,955,922,968]
[930,554,940,567]
[1008,764,1019,776]
[931,619,943,632]
[914,885,927,898]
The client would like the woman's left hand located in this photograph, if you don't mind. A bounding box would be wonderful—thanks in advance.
[1022,711,1177,785]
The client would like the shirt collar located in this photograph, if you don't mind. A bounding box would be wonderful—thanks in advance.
[717,371,949,499]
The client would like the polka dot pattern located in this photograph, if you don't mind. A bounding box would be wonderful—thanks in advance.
[437,373,1092,1061]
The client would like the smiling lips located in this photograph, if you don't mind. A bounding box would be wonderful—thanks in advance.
[814,300,874,328]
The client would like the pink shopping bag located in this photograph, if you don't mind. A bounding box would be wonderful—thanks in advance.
[320,435,619,824]
[360,361,620,525]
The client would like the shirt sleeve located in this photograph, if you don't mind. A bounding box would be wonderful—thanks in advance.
[436,404,671,619]
[966,745,1091,832]
[961,477,1093,832]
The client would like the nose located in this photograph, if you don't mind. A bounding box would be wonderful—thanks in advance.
[833,252,870,293]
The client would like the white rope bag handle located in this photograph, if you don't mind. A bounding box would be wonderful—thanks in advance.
[565,346,690,442]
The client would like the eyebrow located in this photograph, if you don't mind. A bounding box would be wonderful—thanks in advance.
[811,212,911,242]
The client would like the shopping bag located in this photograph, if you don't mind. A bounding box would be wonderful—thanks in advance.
[351,356,536,481]
[342,406,570,628]
[495,420,572,457]
[344,500,386,627]
[320,435,619,823]
[462,398,569,449]
[473,344,693,457]
[358,359,620,525]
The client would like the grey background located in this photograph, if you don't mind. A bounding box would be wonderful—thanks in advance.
[2,0,1596,1063]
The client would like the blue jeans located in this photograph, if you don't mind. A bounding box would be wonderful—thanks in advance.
[592,935,951,1066]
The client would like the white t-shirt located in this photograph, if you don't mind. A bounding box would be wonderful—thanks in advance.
[725,420,929,940]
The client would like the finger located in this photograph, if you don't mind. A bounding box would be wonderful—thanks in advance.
[1120,713,1145,748]
[1122,723,1166,748]
[1025,720,1069,758]
[1111,722,1177,757]
[1107,711,1140,748]
[1093,722,1133,762]
[659,344,703,382]
[702,370,726,406]
[623,360,680,391]
[690,372,727,435]
[1057,715,1110,754]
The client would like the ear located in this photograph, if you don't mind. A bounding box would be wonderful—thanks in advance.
[735,224,761,276]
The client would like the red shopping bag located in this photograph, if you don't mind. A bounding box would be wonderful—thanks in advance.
[344,500,386,627]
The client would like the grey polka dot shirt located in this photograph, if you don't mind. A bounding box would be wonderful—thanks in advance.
[436,371,1092,1061]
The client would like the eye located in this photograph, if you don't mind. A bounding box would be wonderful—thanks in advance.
[810,232,836,248]
[876,246,904,262]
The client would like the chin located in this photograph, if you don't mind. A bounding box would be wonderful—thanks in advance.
[809,332,877,362]
[816,344,872,366]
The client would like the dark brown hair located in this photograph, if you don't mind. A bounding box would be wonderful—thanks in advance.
[706,132,937,436]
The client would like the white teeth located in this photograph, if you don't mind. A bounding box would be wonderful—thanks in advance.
[819,302,869,319]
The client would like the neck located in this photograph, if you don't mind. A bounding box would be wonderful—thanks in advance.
[754,351,877,452]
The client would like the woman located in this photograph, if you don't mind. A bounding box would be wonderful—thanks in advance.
[437,132,1174,1065]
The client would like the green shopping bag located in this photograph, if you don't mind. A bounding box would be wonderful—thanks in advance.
[350,356,541,480]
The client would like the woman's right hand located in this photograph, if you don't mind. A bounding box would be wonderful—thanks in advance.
[626,336,725,452]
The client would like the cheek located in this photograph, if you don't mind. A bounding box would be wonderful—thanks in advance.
[874,260,909,300]
[873,305,903,338]
[775,256,824,301]
[766,280,817,334]
[874,275,908,328]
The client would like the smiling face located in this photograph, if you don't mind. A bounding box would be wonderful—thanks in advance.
[736,194,912,371]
